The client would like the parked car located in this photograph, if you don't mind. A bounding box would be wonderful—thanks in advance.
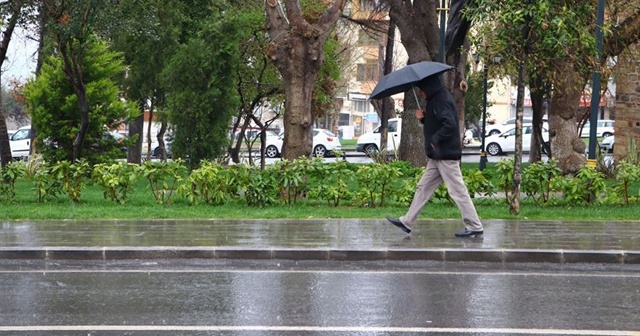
[9,126,128,161]
[264,128,342,158]
[234,129,279,142]
[355,117,402,154]
[9,125,32,160]
[599,135,614,153]
[484,116,548,136]
[484,124,549,156]
[580,119,614,138]
[152,142,172,159]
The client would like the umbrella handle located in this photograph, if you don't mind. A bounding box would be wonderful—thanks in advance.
[412,87,421,107]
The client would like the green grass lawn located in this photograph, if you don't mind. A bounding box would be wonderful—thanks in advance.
[0,177,638,221]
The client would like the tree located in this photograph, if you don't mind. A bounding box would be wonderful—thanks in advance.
[162,15,240,169]
[467,0,640,175]
[1,80,29,126]
[466,0,599,213]
[41,0,121,161]
[25,36,137,164]
[227,0,283,168]
[265,0,347,160]
[0,0,29,166]
[362,1,469,167]
[109,0,182,163]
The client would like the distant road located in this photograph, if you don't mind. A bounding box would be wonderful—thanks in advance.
[1,259,638,335]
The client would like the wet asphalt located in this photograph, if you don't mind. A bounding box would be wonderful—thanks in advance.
[1,218,639,335]
[1,259,639,336]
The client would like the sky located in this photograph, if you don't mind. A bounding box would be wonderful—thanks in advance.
[3,26,38,84]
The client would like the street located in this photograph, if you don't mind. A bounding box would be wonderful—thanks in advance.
[252,151,549,165]
[1,259,638,336]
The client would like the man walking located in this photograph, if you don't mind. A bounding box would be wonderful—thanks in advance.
[386,75,483,238]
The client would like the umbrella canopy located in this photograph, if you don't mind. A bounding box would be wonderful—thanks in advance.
[369,61,454,101]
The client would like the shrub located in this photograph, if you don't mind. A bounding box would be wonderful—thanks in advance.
[50,160,91,203]
[92,162,138,204]
[0,162,26,199]
[521,158,562,205]
[177,161,235,205]
[138,159,187,204]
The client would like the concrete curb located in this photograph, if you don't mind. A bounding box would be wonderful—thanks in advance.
[1,247,638,264]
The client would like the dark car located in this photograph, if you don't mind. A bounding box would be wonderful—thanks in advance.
[152,143,172,159]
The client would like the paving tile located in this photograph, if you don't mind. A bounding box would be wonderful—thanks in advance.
[0,219,638,264]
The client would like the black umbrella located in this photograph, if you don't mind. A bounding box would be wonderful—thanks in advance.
[369,61,454,105]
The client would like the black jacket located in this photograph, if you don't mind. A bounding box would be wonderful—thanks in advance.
[421,86,462,160]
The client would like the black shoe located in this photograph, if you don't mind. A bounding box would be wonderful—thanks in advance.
[386,216,411,234]
[455,228,483,238]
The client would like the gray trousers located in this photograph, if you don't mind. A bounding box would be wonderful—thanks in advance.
[400,159,483,231]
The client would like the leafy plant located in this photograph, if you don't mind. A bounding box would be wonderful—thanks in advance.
[31,163,63,203]
[355,163,402,207]
[494,158,515,203]
[609,161,640,205]
[0,162,26,199]
[244,167,278,207]
[92,162,138,204]
[273,157,317,204]
[553,166,606,205]
[521,158,562,205]
[177,161,234,205]
[24,154,46,178]
[463,168,496,199]
[50,160,91,203]
[392,167,422,206]
[138,159,187,204]
[308,159,355,207]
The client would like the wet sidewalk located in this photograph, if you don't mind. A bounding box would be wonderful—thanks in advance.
[1,219,638,264]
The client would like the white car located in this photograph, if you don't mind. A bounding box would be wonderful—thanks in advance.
[485,117,548,136]
[355,117,402,154]
[580,119,614,138]
[264,128,342,158]
[9,125,32,160]
[484,124,549,156]
[599,135,614,153]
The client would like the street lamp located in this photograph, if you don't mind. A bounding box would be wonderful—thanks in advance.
[475,53,502,171]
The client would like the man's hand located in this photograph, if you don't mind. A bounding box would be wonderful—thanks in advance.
[415,109,424,121]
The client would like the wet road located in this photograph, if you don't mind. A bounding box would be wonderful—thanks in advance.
[1,260,639,336]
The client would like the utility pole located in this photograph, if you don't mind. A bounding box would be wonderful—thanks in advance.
[587,0,605,166]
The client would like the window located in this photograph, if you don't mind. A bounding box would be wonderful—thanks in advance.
[11,129,30,141]
[339,113,351,126]
[356,59,379,81]
[388,120,397,132]
[357,30,381,46]
[353,100,371,114]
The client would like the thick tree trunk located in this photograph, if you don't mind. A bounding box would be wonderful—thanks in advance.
[265,0,345,160]
[528,75,546,162]
[280,54,316,159]
[399,91,427,166]
[446,38,469,143]
[549,62,587,174]
[389,0,439,167]
[0,76,11,166]
[380,13,396,151]
[0,3,21,166]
